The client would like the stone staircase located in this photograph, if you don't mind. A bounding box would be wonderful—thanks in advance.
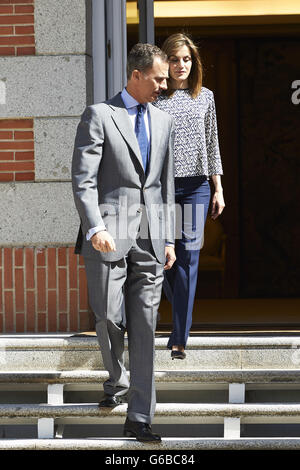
[1,333,300,449]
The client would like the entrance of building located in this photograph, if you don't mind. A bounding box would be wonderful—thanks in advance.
[127,7,300,331]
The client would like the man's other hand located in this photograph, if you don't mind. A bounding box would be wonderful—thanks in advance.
[164,246,176,270]
[91,231,116,253]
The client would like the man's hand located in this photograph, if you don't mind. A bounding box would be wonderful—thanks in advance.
[211,190,225,220]
[164,246,176,270]
[91,230,116,253]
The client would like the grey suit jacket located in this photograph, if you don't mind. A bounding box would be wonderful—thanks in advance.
[71,92,175,264]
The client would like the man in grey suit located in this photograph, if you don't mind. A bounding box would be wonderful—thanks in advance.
[72,43,176,442]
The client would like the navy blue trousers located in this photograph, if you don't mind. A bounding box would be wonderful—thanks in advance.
[164,176,211,349]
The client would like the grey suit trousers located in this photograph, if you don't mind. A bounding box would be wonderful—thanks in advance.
[83,236,164,424]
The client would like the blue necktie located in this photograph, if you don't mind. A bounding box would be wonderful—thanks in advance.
[135,104,149,172]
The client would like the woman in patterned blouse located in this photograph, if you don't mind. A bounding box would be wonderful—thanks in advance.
[153,33,225,360]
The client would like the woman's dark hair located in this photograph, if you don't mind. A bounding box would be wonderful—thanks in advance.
[161,33,203,98]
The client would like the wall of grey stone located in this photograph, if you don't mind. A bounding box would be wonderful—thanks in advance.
[34,0,89,56]
[0,0,92,246]
[0,56,89,118]
[35,117,80,181]
[0,182,78,246]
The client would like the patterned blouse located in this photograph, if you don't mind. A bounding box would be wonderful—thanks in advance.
[153,87,223,178]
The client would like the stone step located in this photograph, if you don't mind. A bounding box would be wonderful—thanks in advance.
[1,437,300,450]
[1,403,300,422]
[1,369,300,385]
[4,333,300,349]
[1,335,299,443]
[1,334,300,370]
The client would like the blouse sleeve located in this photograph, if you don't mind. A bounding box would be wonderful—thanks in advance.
[204,91,223,175]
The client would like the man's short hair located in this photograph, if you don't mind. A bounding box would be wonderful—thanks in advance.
[127,43,168,80]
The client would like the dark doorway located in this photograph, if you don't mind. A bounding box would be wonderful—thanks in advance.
[127,23,300,329]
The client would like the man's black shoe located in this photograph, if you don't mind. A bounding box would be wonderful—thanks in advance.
[99,394,125,407]
[123,418,161,442]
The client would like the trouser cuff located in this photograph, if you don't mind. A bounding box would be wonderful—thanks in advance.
[126,411,152,424]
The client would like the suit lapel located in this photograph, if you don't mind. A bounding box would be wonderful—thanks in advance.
[108,93,145,173]
[108,94,165,177]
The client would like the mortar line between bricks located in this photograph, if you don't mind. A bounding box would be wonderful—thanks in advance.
[56,247,59,333]
[0,244,76,249]
[0,249,4,331]
[66,247,70,332]
[45,248,49,332]
[14,264,25,320]
[33,246,37,333]
[75,251,79,331]
[75,251,78,331]
[23,245,27,332]
[12,248,16,331]
[77,253,80,331]
[14,248,26,324]
[15,248,25,318]
[22,246,25,324]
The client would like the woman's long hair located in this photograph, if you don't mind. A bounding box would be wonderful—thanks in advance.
[161,33,203,98]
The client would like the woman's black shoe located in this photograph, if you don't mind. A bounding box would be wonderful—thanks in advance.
[171,350,186,360]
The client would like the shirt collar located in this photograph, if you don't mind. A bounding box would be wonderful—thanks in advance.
[121,87,148,111]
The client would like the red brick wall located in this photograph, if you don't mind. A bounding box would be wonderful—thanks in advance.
[0,0,35,56]
[0,119,34,181]
[0,247,93,333]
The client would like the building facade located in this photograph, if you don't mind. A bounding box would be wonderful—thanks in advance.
[1,0,299,333]
[0,0,95,333]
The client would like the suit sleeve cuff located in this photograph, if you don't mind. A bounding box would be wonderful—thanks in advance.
[86,225,107,241]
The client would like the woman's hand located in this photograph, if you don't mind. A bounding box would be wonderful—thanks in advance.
[211,190,225,219]
[210,175,225,219]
